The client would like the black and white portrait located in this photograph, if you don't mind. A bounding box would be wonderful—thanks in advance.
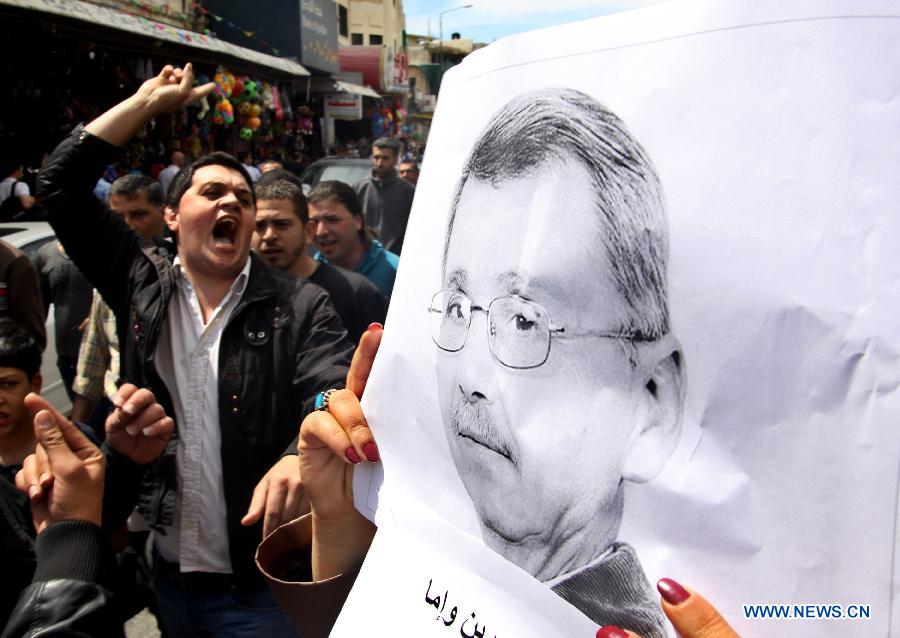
[428,88,685,637]
[340,5,900,636]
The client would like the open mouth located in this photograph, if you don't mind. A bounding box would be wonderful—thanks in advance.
[317,237,337,250]
[212,216,238,245]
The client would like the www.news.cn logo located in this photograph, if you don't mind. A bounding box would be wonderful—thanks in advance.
[743,604,871,620]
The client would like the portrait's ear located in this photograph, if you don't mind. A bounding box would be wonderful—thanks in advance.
[164,205,179,233]
[622,340,686,483]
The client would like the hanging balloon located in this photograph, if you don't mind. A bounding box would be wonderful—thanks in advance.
[247,116,261,131]
[232,78,244,98]
[238,101,252,116]
[213,69,235,98]
[240,127,253,140]
[215,98,234,125]
[250,103,261,118]
[243,80,259,100]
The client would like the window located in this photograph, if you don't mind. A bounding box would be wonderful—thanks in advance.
[351,33,363,45]
[369,34,383,45]
[339,5,348,37]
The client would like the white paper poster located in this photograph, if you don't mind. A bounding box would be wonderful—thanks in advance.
[336,1,900,635]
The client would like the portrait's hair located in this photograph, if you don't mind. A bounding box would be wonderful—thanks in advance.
[444,88,670,341]
[166,152,255,209]
[399,160,419,171]
[110,174,164,207]
[307,180,370,246]
[255,169,309,223]
[0,319,41,379]
[372,137,401,158]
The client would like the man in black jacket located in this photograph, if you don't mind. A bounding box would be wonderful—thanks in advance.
[38,64,354,636]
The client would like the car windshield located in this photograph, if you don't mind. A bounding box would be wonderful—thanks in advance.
[319,164,370,186]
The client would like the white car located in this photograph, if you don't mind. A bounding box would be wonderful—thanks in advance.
[0,221,72,414]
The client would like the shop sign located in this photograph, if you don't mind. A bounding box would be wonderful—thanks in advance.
[324,92,362,120]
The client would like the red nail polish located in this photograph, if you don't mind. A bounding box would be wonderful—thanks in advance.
[367,322,383,332]
[596,626,629,638]
[362,441,380,462]
[657,578,691,605]
[345,447,361,464]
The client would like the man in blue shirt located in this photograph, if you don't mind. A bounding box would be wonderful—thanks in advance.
[308,180,399,301]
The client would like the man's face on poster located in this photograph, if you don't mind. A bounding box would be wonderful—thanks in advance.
[435,159,681,580]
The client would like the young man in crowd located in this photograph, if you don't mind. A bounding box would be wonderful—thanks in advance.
[33,239,93,402]
[71,175,168,429]
[252,170,387,342]
[398,159,420,186]
[309,180,400,301]
[354,137,415,254]
[38,63,354,636]
[0,320,42,627]
[0,160,37,221]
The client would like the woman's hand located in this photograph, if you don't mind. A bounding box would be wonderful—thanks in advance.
[596,578,739,638]
[299,323,383,579]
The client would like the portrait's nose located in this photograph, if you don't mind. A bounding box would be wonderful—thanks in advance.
[261,224,276,242]
[456,309,495,404]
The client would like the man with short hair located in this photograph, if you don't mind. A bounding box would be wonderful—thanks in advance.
[398,159,419,186]
[38,63,353,637]
[71,175,167,426]
[157,150,185,197]
[354,137,415,254]
[309,180,399,301]
[0,161,36,222]
[252,170,387,343]
[430,89,685,638]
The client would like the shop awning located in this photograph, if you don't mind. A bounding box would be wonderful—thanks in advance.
[0,0,310,79]
[307,77,381,99]
[334,80,381,99]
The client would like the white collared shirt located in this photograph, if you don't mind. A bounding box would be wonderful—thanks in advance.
[153,256,251,573]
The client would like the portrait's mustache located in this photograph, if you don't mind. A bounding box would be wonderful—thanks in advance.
[449,398,516,464]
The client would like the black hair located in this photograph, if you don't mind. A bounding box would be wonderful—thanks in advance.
[110,174,165,207]
[0,319,41,379]
[372,137,401,158]
[165,151,255,209]
[255,169,309,223]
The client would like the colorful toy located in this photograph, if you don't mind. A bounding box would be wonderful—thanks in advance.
[232,77,244,98]
[214,98,234,125]
[250,103,261,118]
[247,116,261,131]
[240,127,253,140]
[242,80,259,100]
[213,69,235,98]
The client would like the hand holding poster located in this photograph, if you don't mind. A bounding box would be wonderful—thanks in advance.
[336,1,900,635]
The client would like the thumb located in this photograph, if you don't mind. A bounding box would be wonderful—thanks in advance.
[34,410,78,470]
[658,579,738,638]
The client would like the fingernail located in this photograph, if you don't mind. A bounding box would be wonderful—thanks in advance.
[39,472,51,486]
[126,424,140,436]
[123,403,136,416]
[345,447,361,464]
[657,578,691,605]
[362,441,380,462]
[367,322,383,332]
[35,411,54,430]
[596,626,629,638]
[28,485,40,499]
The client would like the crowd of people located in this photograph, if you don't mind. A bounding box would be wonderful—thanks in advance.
[0,63,739,638]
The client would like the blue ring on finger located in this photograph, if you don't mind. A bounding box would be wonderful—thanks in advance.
[314,388,340,412]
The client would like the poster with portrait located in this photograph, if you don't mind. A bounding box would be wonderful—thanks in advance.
[334,0,900,635]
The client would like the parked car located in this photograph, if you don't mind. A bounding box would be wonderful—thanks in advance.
[0,222,71,414]
[298,158,371,194]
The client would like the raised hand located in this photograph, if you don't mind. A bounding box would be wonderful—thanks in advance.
[105,384,174,465]
[16,394,105,533]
